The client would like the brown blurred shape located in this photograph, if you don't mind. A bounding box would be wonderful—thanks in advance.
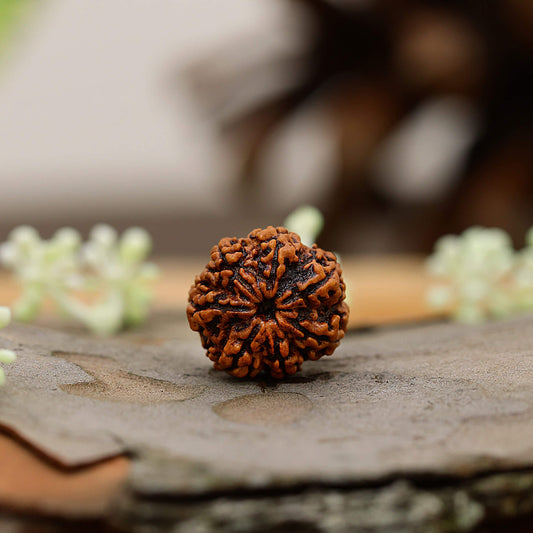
[187,0,533,252]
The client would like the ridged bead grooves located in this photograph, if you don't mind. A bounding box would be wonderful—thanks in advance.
[187,226,349,378]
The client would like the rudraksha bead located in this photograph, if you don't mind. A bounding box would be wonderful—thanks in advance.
[187,226,349,378]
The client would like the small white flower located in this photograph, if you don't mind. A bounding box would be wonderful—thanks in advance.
[53,227,82,252]
[0,349,16,364]
[0,242,17,267]
[459,279,490,303]
[119,227,152,263]
[426,285,452,309]
[90,224,117,248]
[284,205,324,247]
[0,307,11,329]
[9,226,40,249]
[455,303,484,324]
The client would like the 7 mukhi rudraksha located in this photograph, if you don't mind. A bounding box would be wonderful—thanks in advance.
[187,226,349,378]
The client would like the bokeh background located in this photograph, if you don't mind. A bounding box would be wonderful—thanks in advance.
[1,0,532,254]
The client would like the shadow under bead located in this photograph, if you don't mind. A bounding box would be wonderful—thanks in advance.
[187,226,349,379]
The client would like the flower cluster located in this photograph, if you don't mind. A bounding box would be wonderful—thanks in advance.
[0,307,16,386]
[427,226,533,323]
[0,225,158,335]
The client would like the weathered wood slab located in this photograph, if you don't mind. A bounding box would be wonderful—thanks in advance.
[1,314,533,530]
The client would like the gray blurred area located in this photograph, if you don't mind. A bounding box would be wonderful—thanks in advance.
[0,0,304,253]
[1,0,532,254]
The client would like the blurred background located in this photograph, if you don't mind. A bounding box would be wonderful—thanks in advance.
[0,0,532,255]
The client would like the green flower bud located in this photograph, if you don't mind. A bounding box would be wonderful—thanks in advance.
[0,349,16,387]
[53,227,81,251]
[0,307,11,329]
[455,304,484,324]
[284,205,324,247]
[9,225,40,249]
[0,349,16,364]
[13,287,44,322]
[90,224,117,248]
[119,227,152,263]
[426,285,452,308]
[0,243,17,267]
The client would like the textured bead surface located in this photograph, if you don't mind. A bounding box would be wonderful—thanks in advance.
[187,226,349,378]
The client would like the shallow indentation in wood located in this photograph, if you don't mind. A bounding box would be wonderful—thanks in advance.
[54,352,205,404]
[213,392,312,426]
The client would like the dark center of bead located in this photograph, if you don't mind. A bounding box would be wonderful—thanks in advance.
[255,298,276,320]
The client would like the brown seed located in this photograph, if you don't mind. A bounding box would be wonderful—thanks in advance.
[187,226,349,379]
